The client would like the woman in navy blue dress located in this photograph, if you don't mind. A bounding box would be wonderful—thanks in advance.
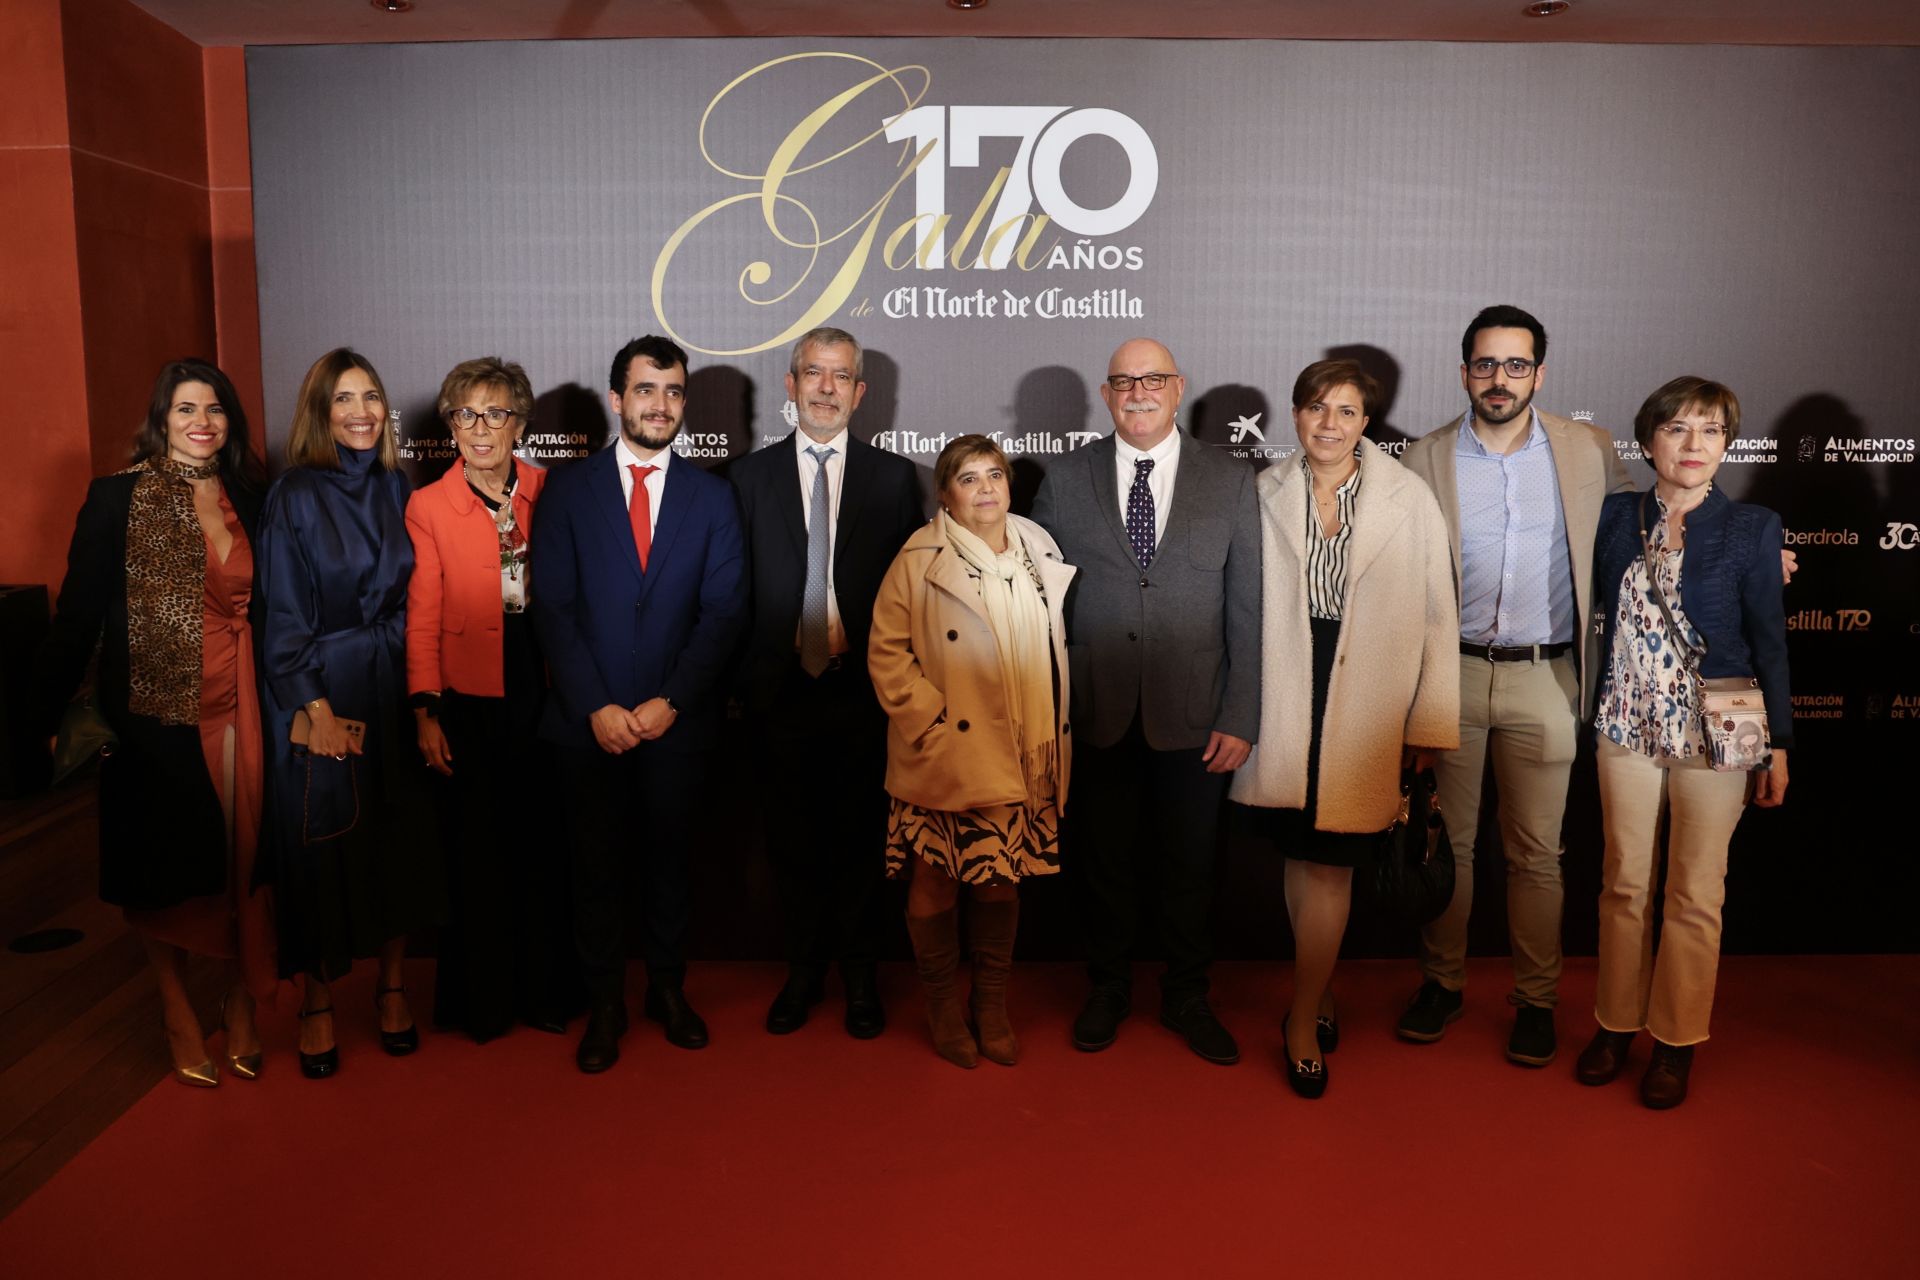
[257,348,440,1078]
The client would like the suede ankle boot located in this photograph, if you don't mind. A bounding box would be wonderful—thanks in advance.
[967,897,1021,1066]
[906,909,977,1069]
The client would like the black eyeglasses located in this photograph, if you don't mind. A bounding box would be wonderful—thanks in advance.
[1106,372,1177,393]
[447,407,521,431]
[1466,357,1538,380]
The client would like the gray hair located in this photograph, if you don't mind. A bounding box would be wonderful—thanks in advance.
[789,326,863,381]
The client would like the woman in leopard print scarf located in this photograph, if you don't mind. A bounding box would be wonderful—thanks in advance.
[36,359,275,1087]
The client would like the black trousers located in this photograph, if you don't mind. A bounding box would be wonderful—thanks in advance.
[1069,713,1228,1000]
[556,738,705,1004]
[756,658,889,977]
[430,690,581,1038]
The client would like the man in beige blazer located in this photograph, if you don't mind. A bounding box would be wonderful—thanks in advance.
[1396,305,1632,1068]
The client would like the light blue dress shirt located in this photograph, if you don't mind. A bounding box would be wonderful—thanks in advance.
[1455,409,1574,645]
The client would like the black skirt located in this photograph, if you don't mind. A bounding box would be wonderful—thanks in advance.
[1265,615,1383,869]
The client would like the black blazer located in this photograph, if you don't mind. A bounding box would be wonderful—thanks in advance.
[36,470,264,909]
[730,433,923,713]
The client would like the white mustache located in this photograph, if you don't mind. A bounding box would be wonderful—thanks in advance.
[1124,400,1156,413]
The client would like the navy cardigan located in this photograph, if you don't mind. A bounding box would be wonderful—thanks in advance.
[1591,486,1792,750]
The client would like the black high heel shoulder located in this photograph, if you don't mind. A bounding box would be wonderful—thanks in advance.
[376,985,420,1056]
[297,1004,338,1079]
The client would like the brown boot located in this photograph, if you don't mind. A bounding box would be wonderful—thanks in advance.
[967,897,1020,1066]
[906,909,977,1069]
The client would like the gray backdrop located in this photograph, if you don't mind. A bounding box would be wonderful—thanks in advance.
[247,38,1920,958]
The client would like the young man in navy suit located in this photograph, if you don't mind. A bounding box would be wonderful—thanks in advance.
[730,327,922,1039]
[530,335,747,1073]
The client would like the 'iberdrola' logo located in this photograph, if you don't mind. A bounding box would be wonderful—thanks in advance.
[650,52,1160,357]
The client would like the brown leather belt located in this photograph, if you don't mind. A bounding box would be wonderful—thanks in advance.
[1460,641,1572,663]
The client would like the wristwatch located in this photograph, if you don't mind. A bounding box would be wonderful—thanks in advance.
[409,691,442,719]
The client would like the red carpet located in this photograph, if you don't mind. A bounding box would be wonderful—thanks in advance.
[2,956,1915,1278]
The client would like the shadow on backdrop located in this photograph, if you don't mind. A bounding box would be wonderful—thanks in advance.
[687,364,756,473]
[1008,364,1092,515]
[1189,383,1277,472]
[531,382,610,470]
[851,348,900,446]
[1326,342,1410,452]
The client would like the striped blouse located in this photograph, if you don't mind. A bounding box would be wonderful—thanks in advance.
[1304,451,1363,621]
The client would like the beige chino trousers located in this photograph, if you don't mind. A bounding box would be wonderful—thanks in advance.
[1593,736,1750,1046]
[1419,652,1580,1008]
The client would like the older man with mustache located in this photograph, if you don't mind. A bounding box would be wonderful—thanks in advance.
[1031,337,1262,1064]
[731,327,922,1039]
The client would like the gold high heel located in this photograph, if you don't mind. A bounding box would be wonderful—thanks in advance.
[165,1026,220,1088]
[221,991,264,1080]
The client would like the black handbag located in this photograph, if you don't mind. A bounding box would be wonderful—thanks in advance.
[1357,767,1456,928]
[51,688,117,785]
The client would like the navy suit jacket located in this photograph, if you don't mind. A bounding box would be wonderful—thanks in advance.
[530,446,747,753]
[1592,486,1792,749]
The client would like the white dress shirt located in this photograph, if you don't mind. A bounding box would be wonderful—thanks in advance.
[795,430,848,655]
[1113,425,1182,548]
[615,435,672,538]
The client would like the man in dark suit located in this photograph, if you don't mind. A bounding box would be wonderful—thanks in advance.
[1031,337,1262,1065]
[731,327,922,1038]
[530,334,747,1073]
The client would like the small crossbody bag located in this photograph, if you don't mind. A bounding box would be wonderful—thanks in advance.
[1638,492,1770,772]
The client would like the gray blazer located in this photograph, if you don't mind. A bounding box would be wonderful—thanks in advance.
[1400,410,1633,718]
[1031,430,1262,751]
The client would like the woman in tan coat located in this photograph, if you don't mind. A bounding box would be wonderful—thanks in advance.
[869,435,1075,1068]
[1230,359,1459,1097]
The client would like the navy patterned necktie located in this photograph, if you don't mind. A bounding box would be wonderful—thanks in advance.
[1126,457,1156,568]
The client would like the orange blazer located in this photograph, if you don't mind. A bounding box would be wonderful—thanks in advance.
[405,460,547,698]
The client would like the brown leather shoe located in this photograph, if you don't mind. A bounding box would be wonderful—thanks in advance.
[1575,1028,1636,1086]
[1640,1040,1694,1109]
[906,909,977,1069]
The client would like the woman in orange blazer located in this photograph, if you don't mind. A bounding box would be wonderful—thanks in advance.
[405,357,579,1042]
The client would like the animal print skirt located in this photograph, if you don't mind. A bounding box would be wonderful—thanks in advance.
[885,795,1061,885]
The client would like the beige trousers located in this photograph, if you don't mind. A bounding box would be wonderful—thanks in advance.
[1419,652,1579,1007]
[1593,736,1751,1046]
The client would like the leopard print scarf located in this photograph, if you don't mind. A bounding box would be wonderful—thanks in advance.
[124,455,220,725]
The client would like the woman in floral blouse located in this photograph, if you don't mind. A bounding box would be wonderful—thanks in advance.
[1581,376,1791,1109]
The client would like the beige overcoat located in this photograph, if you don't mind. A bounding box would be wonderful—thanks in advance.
[1229,440,1460,832]
[869,511,1076,813]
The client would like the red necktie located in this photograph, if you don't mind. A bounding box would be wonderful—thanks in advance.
[628,464,658,570]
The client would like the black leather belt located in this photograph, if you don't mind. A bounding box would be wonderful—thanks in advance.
[1460,641,1572,663]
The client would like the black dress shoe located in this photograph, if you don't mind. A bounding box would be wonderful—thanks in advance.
[1283,1023,1328,1099]
[1640,1040,1694,1110]
[297,1005,338,1080]
[1575,1028,1636,1086]
[576,1002,628,1074]
[1316,1014,1340,1054]
[644,985,710,1050]
[1396,980,1464,1043]
[765,971,825,1035]
[1072,985,1131,1052]
[375,985,420,1057]
[522,1009,571,1036]
[841,968,886,1040]
[1159,995,1240,1065]
[1507,1005,1557,1067]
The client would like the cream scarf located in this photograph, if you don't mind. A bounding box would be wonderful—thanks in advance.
[943,513,1057,810]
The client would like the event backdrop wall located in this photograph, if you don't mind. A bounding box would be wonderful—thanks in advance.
[246,38,1920,959]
